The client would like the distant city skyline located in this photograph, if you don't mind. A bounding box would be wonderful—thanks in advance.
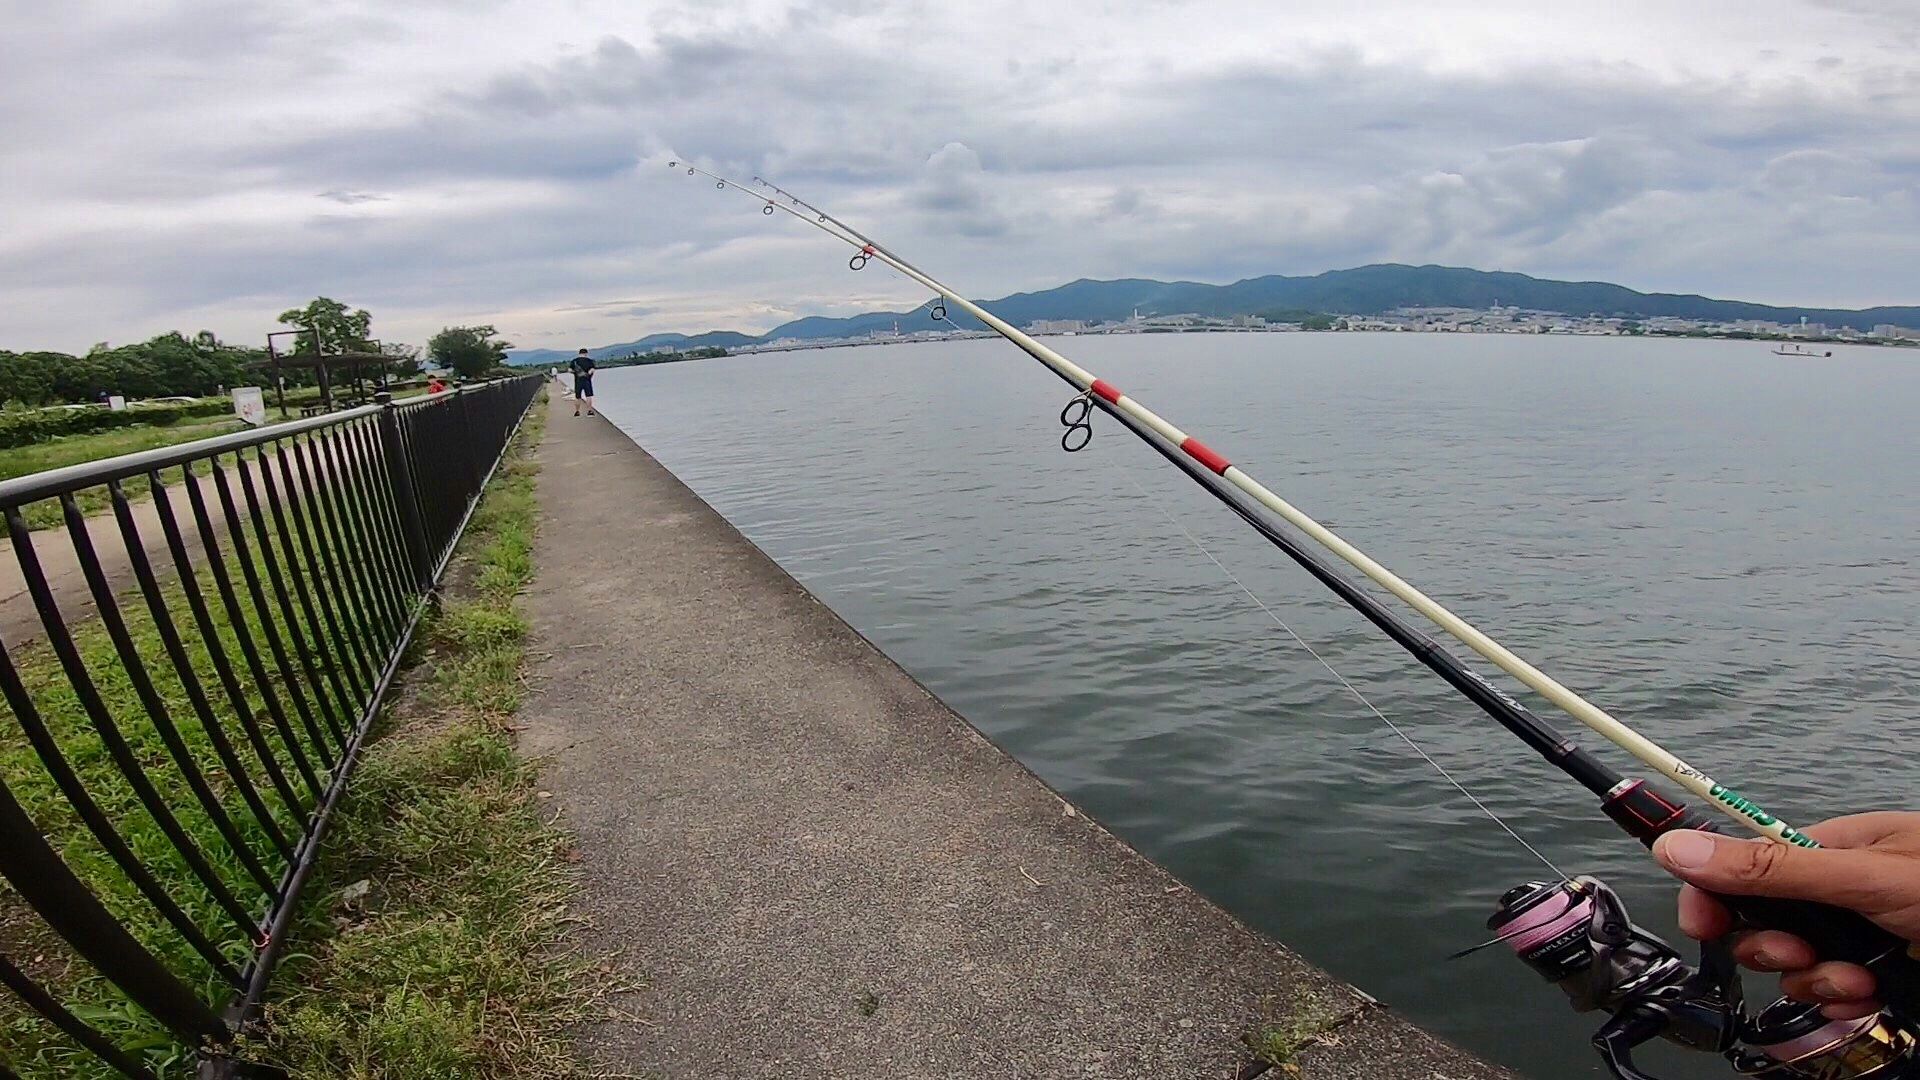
[733,307,1920,354]
[504,261,1920,364]
[514,304,1914,370]
[4,2,1918,353]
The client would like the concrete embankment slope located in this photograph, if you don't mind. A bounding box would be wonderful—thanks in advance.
[520,413,1517,1080]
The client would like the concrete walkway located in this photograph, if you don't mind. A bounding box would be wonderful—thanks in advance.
[520,413,1516,1080]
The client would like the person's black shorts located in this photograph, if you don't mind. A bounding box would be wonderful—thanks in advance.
[573,374,594,398]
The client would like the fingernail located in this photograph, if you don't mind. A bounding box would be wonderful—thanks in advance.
[1813,979,1846,1000]
[1753,949,1781,970]
[1655,830,1717,871]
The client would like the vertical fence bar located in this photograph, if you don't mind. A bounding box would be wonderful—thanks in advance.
[107,479,293,871]
[317,424,404,643]
[452,386,484,505]
[4,508,249,981]
[147,473,308,830]
[0,955,161,1080]
[65,490,278,899]
[339,419,416,622]
[207,457,334,776]
[269,436,375,705]
[314,426,399,645]
[413,400,455,559]
[49,493,268,933]
[286,435,385,694]
[352,417,422,610]
[249,446,355,747]
[179,468,324,802]
[376,394,434,591]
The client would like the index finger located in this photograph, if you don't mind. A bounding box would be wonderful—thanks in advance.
[1679,883,1734,941]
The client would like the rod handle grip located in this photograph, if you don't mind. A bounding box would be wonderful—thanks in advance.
[1601,789,1920,1017]
[1721,894,1920,1018]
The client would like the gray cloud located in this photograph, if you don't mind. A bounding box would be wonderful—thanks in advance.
[0,1,1915,353]
[910,143,1012,237]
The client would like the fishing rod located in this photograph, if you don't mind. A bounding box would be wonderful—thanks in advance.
[671,160,1920,1079]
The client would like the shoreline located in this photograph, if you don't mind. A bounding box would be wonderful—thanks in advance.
[512,324,1919,369]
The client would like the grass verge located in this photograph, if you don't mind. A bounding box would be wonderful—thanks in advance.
[248,398,604,1077]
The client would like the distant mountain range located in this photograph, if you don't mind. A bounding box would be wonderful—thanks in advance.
[507,263,1920,364]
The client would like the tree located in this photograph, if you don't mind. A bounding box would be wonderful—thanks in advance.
[427,325,513,378]
[381,342,423,378]
[0,351,54,407]
[278,297,374,356]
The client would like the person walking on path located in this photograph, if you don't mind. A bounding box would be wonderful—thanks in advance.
[569,348,596,416]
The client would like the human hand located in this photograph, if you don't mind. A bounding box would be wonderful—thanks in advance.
[1652,812,1920,1019]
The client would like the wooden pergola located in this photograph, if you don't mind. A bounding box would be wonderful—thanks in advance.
[257,332,398,417]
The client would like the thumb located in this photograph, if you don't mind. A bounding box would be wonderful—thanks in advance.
[1653,829,1890,909]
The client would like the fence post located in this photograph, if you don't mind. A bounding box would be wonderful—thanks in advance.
[374,392,434,591]
[452,384,483,500]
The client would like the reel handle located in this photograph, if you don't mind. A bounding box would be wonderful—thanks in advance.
[1592,1008,1670,1080]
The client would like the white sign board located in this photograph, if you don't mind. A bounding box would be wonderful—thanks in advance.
[107,395,126,411]
[232,386,267,427]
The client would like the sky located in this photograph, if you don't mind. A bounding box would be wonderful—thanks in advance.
[1,0,1916,354]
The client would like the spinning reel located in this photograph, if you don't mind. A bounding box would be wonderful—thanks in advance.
[1490,877,1920,1080]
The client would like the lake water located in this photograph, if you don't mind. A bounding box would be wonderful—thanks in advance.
[589,332,1919,1078]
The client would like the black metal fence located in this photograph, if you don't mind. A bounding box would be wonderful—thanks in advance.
[0,376,542,1078]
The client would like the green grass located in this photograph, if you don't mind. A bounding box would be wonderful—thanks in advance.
[247,397,604,1079]
[0,396,553,1077]
[0,415,255,530]
[1241,996,1343,1072]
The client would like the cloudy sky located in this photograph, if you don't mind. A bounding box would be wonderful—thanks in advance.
[2,0,1916,353]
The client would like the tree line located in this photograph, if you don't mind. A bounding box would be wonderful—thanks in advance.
[0,297,518,407]
[0,331,264,406]
[593,346,729,369]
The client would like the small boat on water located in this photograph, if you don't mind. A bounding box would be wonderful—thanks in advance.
[1772,343,1833,357]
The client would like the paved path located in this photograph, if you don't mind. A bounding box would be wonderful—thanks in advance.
[520,413,1517,1080]
[0,485,226,646]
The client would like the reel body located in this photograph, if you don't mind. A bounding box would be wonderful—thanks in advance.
[1489,877,1920,1080]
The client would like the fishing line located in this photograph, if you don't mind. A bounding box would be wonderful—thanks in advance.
[1098,443,1571,883]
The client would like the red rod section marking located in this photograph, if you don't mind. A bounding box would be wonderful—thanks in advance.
[1180,437,1231,475]
[1089,379,1123,404]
